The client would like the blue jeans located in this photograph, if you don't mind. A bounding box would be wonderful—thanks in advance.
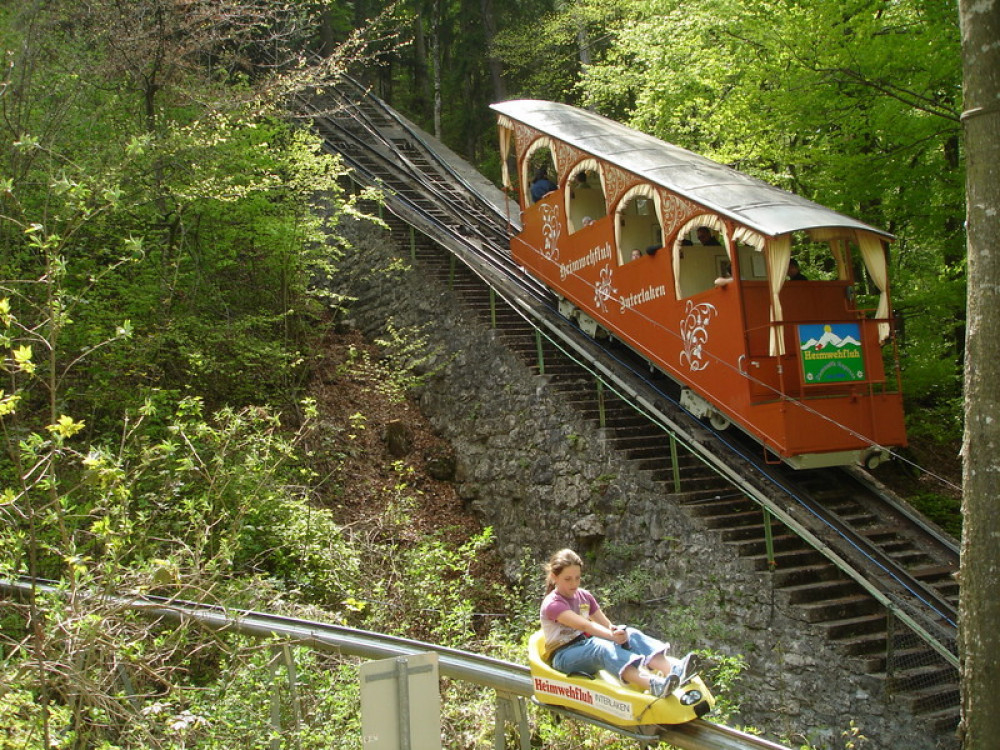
[551,627,668,681]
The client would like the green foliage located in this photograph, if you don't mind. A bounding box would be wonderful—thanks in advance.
[840,720,869,750]
[140,644,364,750]
[490,7,588,103]
[0,687,75,750]
[0,382,373,746]
[908,491,962,538]
[363,527,501,647]
[700,651,747,725]
[0,7,380,746]
[574,0,966,435]
[74,117,353,415]
[1,3,362,422]
[338,319,449,405]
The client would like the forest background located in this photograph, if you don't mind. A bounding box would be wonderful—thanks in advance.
[0,1,971,749]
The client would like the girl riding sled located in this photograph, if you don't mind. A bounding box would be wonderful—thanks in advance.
[540,548,698,697]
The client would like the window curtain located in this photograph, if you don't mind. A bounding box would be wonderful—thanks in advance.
[497,118,514,188]
[807,228,850,279]
[731,226,765,252]
[766,235,792,356]
[857,231,891,341]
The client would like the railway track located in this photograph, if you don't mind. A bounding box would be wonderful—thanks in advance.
[304,76,961,738]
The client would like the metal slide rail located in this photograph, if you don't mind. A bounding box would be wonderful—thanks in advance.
[1,578,792,750]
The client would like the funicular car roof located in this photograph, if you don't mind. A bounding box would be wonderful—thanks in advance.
[491,99,893,240]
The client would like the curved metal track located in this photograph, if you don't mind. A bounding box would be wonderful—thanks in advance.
[1,578,790,750]
[305,76,962,735]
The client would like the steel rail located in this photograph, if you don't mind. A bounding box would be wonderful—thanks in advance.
[331,74,519,235]
[308,81,522,269]
[755,465,958,626]
[843,465,960,559]
[304,100,546,305]
[1,578,793,750]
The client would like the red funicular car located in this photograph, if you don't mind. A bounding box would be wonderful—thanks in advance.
[492,99,906,469]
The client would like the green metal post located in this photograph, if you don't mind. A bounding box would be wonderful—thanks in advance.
[597,379,606,428]
[269,643,303,750]
[885,609,896,690]
[669,434,681,493]
[410,226,416,263]
[494,692,530,750]
[269,651,283,750]
[535,330,545,375]
[489,287,497,328]
[763,508,776,570]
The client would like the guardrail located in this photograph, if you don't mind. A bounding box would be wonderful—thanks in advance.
[1,578,793,750]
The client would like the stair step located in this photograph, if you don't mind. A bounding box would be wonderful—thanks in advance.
[817,612,888,639]
[794,593,881,622]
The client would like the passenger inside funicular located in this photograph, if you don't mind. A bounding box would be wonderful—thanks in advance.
[566,163,607,233]
[681,226,720,247]
[673,216,731,298]
[530,166,557,203]
[526,144,559,205]
[778,231,871,314]
[616,188,663,264]
[540,549,700,697]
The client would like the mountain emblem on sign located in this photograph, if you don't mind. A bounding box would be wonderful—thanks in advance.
[800,325,862,351]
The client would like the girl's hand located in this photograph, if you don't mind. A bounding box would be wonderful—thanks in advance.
[611,625,628,645]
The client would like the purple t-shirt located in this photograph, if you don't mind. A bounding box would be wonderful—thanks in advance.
[540,587,601,655]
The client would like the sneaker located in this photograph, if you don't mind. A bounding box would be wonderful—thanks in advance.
[649,673,680,697]
[671,652,701,684]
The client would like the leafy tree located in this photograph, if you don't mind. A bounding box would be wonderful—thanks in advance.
[490,0,622,106]
[555,0,966,435]
[1,1,383,419]
[0,1,388,745]
[352,0,548,164]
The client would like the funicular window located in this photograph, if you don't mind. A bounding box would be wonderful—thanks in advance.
[566,160,607,233]
[767,228,891,356]
[615,185,663,264]
[673,215,729,298]
[522,138,560,206]
[786,231,851,282]
[732,226,767,281]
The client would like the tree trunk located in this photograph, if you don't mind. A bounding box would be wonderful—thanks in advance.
[413,11,430,119]
[479,0,506,102]
[958,2,1000,748]
[318,5,337,57]
[431,0,442,139]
